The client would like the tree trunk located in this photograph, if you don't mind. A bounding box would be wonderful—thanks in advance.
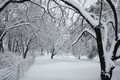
[41,48,44,56]
[51,45,55,59]
[8,34,12,51]
[23,48,28,59]
[95,27,114,80]
[12,39,16,52]
[0,40,4,52]
[51,54,54,59]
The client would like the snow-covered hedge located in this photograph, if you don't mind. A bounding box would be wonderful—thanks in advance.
[0,52,16,69]
[0,55,35,80]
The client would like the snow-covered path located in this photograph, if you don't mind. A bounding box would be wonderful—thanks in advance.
[20,56,101,80]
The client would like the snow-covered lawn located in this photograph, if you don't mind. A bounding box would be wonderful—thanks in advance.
[20,56,120,80]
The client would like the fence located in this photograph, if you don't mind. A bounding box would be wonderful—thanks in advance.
[0,57,35,80]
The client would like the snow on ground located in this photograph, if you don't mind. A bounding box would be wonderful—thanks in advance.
[20,56,120,80]
[112,66,120,80]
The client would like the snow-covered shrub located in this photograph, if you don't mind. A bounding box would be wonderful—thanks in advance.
[0,52,15,69]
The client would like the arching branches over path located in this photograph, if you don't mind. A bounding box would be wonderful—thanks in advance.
[0,0,120,80]
[52,0,120,80]
[53,0,99,28]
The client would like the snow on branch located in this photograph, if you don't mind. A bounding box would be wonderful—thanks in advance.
[0,0,29,12]
[112,55,120,60]
[72,28,96,46]
[60,0,99,28]
[0,22,31,40]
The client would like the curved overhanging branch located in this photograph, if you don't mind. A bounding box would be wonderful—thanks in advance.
[105,0,120,61]
[107,21,115,32]
[59,0,99,29]
[72,28,96,46]
[112,39,120,61]
[106,0,118,41]
[0,0,29,12]
[0,22,31,41]
[47,0,59,20]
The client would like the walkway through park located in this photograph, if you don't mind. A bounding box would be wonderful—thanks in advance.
[20,56,120,80]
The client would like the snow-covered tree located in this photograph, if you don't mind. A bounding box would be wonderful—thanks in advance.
[0,3,29,52]
[51,0,120,80]
[0,0,120,80]
[51,34,71,59]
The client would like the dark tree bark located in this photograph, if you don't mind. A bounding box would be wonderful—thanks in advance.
[0,28,4,53]
[51,52,57,59]
[0,39,4,52]
[112,40,120,60]
[51,54,54,59]
[23,38,32,59]
[23,48,28,59]
[8,34,12,51]
[51,46,55,59]
[95,27,114,80]
[51,45,56,59]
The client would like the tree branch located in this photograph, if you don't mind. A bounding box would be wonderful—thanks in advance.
[0,0,29,12]
[72,28,96,46]
[60,0,99,28]
[107,21,115,32]
[112,40,120,61]
[106,0,118,41]
[29,0,46,18]
[99,0,103,24]
[0,22,31,40]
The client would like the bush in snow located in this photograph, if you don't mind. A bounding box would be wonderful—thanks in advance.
[0,52,15,69]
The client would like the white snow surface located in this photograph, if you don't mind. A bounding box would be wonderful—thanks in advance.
[20,56,120,80]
